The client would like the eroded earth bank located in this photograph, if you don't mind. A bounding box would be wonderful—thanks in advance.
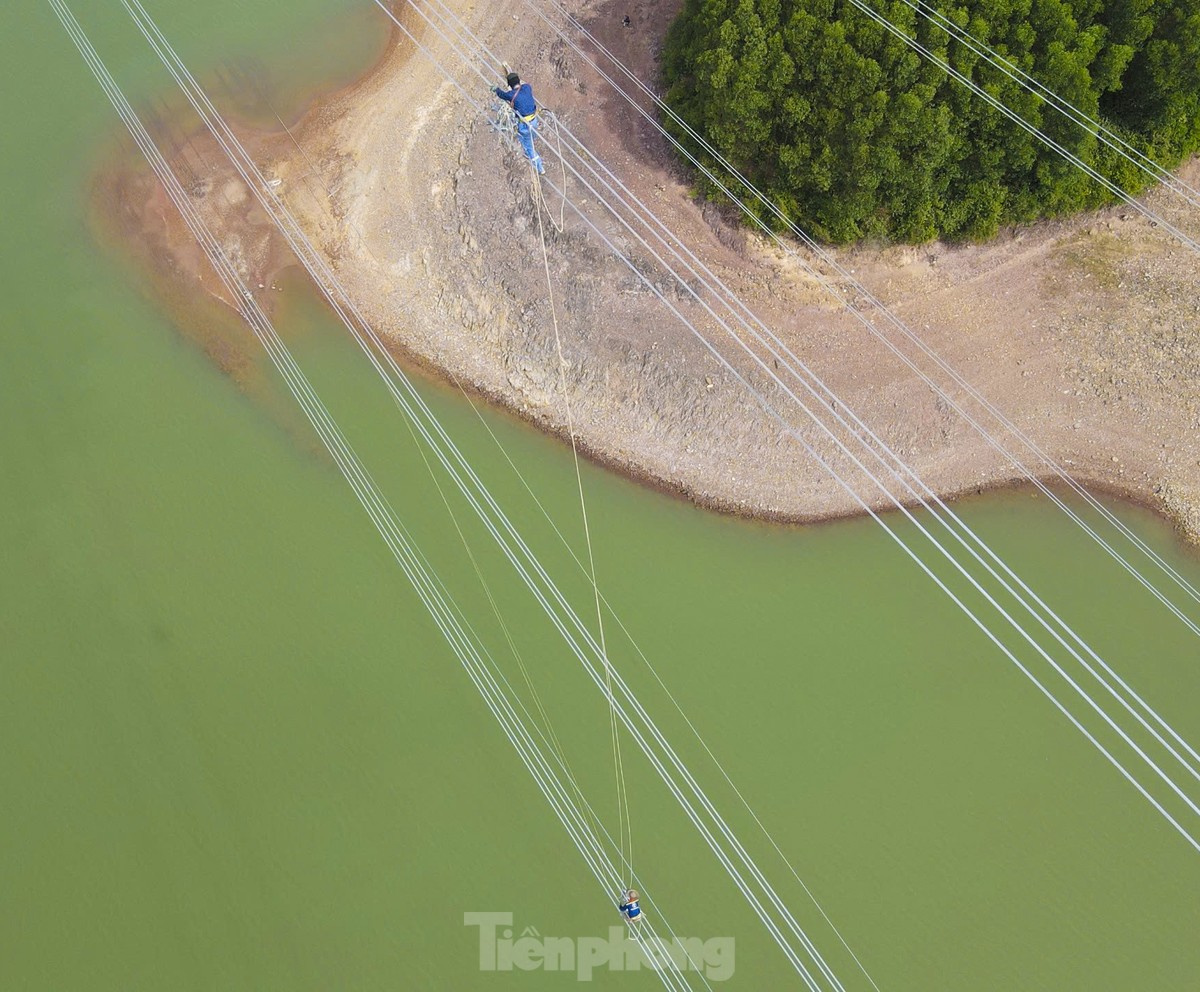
[104,0,1200,543]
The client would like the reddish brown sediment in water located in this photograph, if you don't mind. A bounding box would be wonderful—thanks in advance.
[96,0,1200,548]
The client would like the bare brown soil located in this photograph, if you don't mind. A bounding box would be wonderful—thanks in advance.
[102,0,1200,544]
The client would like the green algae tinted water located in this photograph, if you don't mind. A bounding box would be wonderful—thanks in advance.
[3,4,1200,988]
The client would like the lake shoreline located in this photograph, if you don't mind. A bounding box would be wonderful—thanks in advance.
[101,0,1200,549]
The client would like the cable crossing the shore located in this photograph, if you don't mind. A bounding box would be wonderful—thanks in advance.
[96,0,868,985]
[47,4,718,988]
[373,0,1200,862]
[519,0,1200,630]
[63,0,1200,982]
[103,10,1200,989]
[103,11,1200,992]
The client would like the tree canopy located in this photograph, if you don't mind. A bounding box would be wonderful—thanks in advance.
[661,0,1200,243]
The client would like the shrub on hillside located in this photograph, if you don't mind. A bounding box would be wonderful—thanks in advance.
[662,0,1200,243]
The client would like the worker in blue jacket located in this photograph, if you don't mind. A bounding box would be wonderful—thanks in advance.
[493,71,545,175]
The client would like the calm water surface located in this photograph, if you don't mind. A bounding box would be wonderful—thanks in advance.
[3,3,1199,988]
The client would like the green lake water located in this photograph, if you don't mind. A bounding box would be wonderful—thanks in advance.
[4,3,1200,988]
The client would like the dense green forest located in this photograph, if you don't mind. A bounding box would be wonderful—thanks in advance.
[661,0,1200,243]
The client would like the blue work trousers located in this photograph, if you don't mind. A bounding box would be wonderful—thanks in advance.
[517,115,544,174]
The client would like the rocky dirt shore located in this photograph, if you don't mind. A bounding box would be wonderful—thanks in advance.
[104,0,1200,545]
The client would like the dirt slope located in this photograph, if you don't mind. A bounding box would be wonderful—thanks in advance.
[109,0,1200,544]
